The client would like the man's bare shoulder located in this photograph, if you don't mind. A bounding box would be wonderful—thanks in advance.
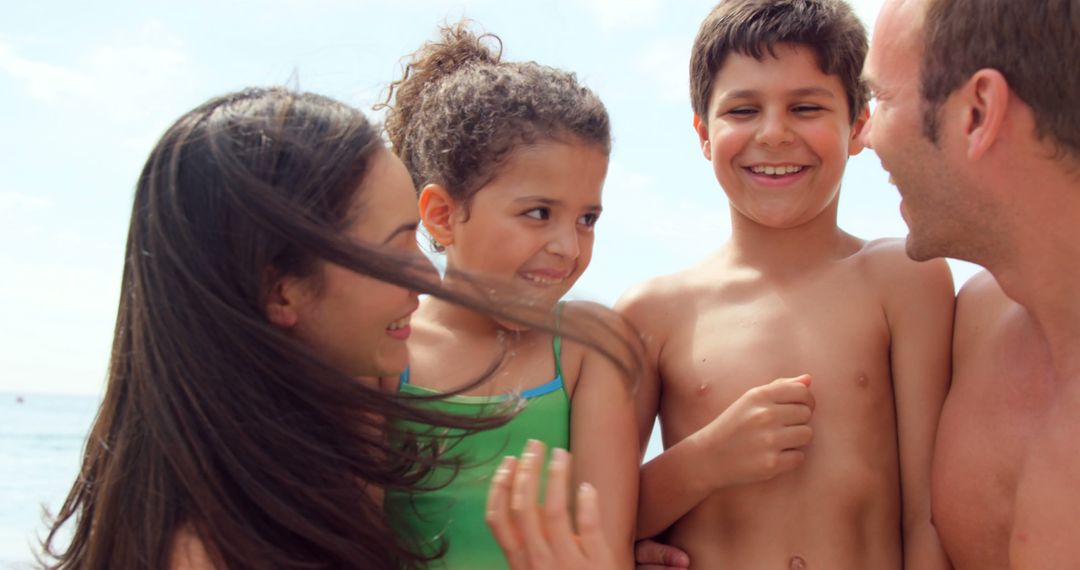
[953,270,1012,345]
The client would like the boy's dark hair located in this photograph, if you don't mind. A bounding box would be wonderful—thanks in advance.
[381,21,610,242]
[921,0,1080,158]
[690,0,869,124]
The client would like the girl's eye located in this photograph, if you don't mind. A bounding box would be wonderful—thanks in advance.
[524,207,550,220]
[578,212,600,228]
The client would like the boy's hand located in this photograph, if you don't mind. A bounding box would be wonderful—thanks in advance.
[634,538,690,569]
[701,374,815,487]
[486,440,618,570]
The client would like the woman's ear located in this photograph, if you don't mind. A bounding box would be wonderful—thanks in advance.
[418,183,458,247]
[265,273,302,329]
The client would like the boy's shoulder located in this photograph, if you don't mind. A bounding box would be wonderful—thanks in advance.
[616,260,718,316]
[853,237,952,287]
[852,237,955,319]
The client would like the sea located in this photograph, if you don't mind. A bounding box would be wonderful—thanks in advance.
[0,392,101,569]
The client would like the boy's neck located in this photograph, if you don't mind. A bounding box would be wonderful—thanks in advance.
[724,200,854,273]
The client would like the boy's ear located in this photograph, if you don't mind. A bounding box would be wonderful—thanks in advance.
[848,105,871,156]
[693,114,712,160]
[265,272,303,329]
[418,183,458,247]
[961,68,1009,161]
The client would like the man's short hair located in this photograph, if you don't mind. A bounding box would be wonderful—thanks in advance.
[921,0,1080,158]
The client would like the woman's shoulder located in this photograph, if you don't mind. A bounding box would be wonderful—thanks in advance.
[169,526,218,570]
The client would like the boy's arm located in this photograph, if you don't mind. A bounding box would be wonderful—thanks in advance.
[616,287,814,540]
[634,375,815,538]
[880,250,954,570]
[568,302,642,569]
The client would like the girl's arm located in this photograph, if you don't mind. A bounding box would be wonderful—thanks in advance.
[567,304,641,568]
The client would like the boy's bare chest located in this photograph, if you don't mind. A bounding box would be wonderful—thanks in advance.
[657,279,892,432]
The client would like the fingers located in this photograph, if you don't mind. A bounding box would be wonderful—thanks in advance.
[776,424,814,450]
[634,539,691,569]
[766,375,815,409]
[774,448,807,473]
[487,456,531,570]
[543,448,579,561]
[511,440,553,566]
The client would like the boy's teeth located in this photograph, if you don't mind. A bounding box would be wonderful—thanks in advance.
[751,165,803,175]
[387,315,410,330]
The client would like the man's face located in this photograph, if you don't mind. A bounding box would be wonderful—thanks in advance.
[862,0,975,262]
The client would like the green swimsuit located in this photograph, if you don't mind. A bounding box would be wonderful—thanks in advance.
[385,336,570,569]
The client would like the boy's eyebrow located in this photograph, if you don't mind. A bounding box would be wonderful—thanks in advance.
[382,221,419,244]
[721,86,838,100]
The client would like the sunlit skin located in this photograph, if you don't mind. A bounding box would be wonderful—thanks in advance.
[932,271,1054,569]
[620,44,953,570]
[268,149,425,378]
[864,0,1080,567]
[405,138,639,567]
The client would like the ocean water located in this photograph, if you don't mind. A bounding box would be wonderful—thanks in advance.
[0,392,101,569]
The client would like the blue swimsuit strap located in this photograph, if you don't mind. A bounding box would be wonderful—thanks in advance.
[401,302,566,398]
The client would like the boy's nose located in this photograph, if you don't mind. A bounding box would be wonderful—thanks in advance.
[755,113,796,146]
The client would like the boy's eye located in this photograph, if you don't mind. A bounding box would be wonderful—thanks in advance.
[792,105,824,114]
[523,207,550,220]
[577,212,600,228]
[727,107,757,117]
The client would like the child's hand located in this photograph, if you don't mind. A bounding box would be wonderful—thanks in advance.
[634,538,690,569]
[486,440,617,570]
[702,374,815,486]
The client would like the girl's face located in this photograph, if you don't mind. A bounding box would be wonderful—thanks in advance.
[443,139,609,309]
[282,150,427,377]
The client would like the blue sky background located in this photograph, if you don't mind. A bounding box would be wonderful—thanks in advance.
[0,0,980,395]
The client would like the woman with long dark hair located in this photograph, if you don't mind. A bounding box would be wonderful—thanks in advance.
[39,87,637,569]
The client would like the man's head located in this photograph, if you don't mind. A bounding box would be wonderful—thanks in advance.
[919,0,1080,158]
[690,0,869,125]
[864,0,1079,264]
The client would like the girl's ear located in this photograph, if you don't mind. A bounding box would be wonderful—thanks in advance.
[265,272,303,329]
[419,183,458,247]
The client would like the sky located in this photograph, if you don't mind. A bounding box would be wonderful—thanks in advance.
[0,0,981,395]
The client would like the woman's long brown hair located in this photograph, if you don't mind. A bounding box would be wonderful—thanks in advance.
[39,87,644,570]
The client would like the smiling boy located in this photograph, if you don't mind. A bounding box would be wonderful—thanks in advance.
[618,1,953,568]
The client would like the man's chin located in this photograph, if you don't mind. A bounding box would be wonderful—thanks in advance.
[904,233,944,262]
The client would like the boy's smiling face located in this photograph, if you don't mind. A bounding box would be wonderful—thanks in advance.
[696,43,866,230]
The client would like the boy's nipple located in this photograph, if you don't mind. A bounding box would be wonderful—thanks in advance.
[789,555,807,570]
